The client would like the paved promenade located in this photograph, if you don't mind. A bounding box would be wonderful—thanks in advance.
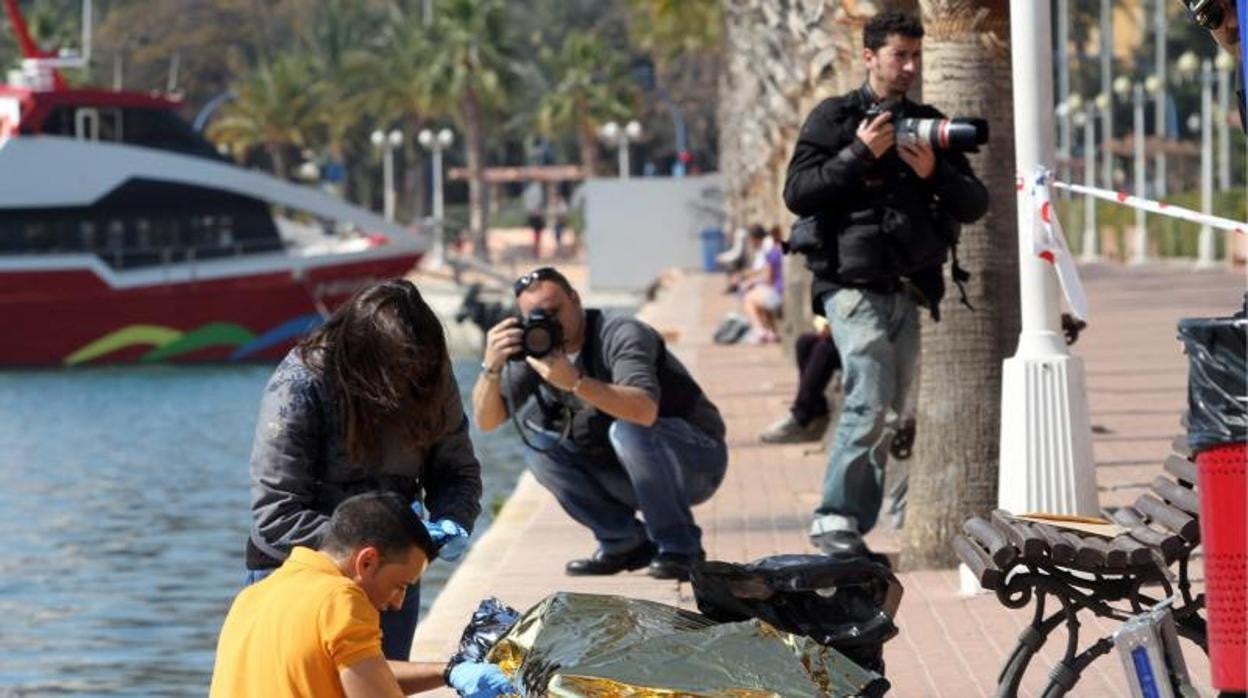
[412,262,1243,696]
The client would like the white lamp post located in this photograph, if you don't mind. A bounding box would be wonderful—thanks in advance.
[1113,76,1148,264]
[598,119,642,178]
[999,0,1099,523]
[371,128,403,222]
[1198,59,1217,267]
[1074,102,1100,261]
[1153,0,1168,197]
[1215,51,1236,192]
[1099,0,1115,192]
[418,127,455,265]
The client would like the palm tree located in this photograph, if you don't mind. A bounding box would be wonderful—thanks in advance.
[299,0,384,201]
[535,31,636,178]
[356,7,439,220]
[899,0,1021,570]
[421,0,512,261]
[208,53,321,180]
[624,0,722,65]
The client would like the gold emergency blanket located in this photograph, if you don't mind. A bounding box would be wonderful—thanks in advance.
[486,592,888,697]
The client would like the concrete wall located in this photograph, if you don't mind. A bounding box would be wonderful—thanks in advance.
[584,174,724,291]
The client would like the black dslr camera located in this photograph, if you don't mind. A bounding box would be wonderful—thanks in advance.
[510,309,563,360]
[866,100,989,152]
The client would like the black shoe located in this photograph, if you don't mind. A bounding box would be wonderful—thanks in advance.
[646,551,705,581]
[810,530,868,556]
[565,541,657,576]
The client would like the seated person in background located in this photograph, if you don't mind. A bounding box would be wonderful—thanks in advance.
[734,225,785,344]
[760,317,841,443]
[211,492,512,698]
[473,267,729,582]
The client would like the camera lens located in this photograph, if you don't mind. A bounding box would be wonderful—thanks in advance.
[523,326,556,358]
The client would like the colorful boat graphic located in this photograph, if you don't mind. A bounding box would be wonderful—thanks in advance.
[63,313,325,366]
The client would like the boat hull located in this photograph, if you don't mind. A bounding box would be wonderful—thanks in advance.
[0,252,422,366]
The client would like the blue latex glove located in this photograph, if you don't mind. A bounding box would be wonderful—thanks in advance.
[411,501,471,561]
[428,518,470,561]
[447,661,515,698]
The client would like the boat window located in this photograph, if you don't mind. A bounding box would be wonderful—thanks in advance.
[98,109,123,142]
[135,219,151,249]
[24,222,54,251]
[107,220,125,250]
[75,108,100,141]
[79,221,96,251]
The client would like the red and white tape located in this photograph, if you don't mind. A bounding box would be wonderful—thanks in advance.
[1050,179,1247,236]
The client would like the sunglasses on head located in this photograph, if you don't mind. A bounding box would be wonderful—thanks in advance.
[513,267,562,296]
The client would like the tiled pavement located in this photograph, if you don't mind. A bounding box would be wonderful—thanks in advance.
[412,262,1244,696]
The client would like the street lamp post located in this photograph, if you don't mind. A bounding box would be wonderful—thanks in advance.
[370,128,403,222]
[1115,76,1148,264]
[598,120,642,178]
[1215,51,1236,191]
[1099,0,1115,192]
[1198,59,1217,267]
[418,127,455,265]
[1153,0,1168,197]
[1075,102,1100,261]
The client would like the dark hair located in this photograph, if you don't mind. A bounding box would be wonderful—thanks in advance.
[748,224,768,240]
[320,492,437,562]
[514,266,576,297]
[863,11,924,51]
[299,279,450,465]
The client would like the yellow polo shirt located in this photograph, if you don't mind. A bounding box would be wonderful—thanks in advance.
[209,547,382,698]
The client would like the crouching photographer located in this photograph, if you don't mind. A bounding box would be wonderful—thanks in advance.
[1176,0,1244,130]
[471,267,728,581]
[782,11,989,556]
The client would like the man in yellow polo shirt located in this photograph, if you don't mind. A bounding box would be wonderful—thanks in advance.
[210,492,513,697]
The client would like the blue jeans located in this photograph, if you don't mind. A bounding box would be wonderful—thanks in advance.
[813,288,919,536]
[245,568,420,660]
[525,417,728,555]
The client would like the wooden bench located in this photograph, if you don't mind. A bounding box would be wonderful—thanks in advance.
[953,439,1206,697]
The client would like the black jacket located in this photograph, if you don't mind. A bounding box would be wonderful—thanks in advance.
[246,350,482,569]
[783,85,989,317]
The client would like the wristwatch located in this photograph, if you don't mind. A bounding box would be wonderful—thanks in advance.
[480,361,500,380]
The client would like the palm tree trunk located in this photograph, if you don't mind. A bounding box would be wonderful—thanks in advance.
[899,0,1020,571]
[268,144,287,181]
[578,123,598,179]
[463,90,489,261]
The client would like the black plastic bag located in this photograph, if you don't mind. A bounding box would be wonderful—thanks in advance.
[446,597,522,670]
[1178,294,1247,453]
[691,553,903,675]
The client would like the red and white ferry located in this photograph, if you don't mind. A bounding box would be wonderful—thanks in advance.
[0,0,424,366]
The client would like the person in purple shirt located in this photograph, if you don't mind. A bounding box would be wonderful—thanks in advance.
[738,225,785,343]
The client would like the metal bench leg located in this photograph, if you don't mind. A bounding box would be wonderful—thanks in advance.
[1040,636,1115,698]
[997,594,1066,698]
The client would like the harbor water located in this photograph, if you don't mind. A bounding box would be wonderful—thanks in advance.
[0,360,528,696]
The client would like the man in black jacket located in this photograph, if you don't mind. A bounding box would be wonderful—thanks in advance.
[783,11,989,555]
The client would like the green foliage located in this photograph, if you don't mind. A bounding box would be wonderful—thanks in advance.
[207,53,321,171]
[534,30,635,146]
[419,0,512,122]
[624,0,722,65]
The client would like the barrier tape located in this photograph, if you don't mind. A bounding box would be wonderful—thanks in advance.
[1050,180,1247,236]
[1030,169,1088,320]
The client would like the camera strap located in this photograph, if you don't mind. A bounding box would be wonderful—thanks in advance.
[501,364,572,456]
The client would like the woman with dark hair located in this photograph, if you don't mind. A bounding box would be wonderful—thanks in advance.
[245,279,483,661]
